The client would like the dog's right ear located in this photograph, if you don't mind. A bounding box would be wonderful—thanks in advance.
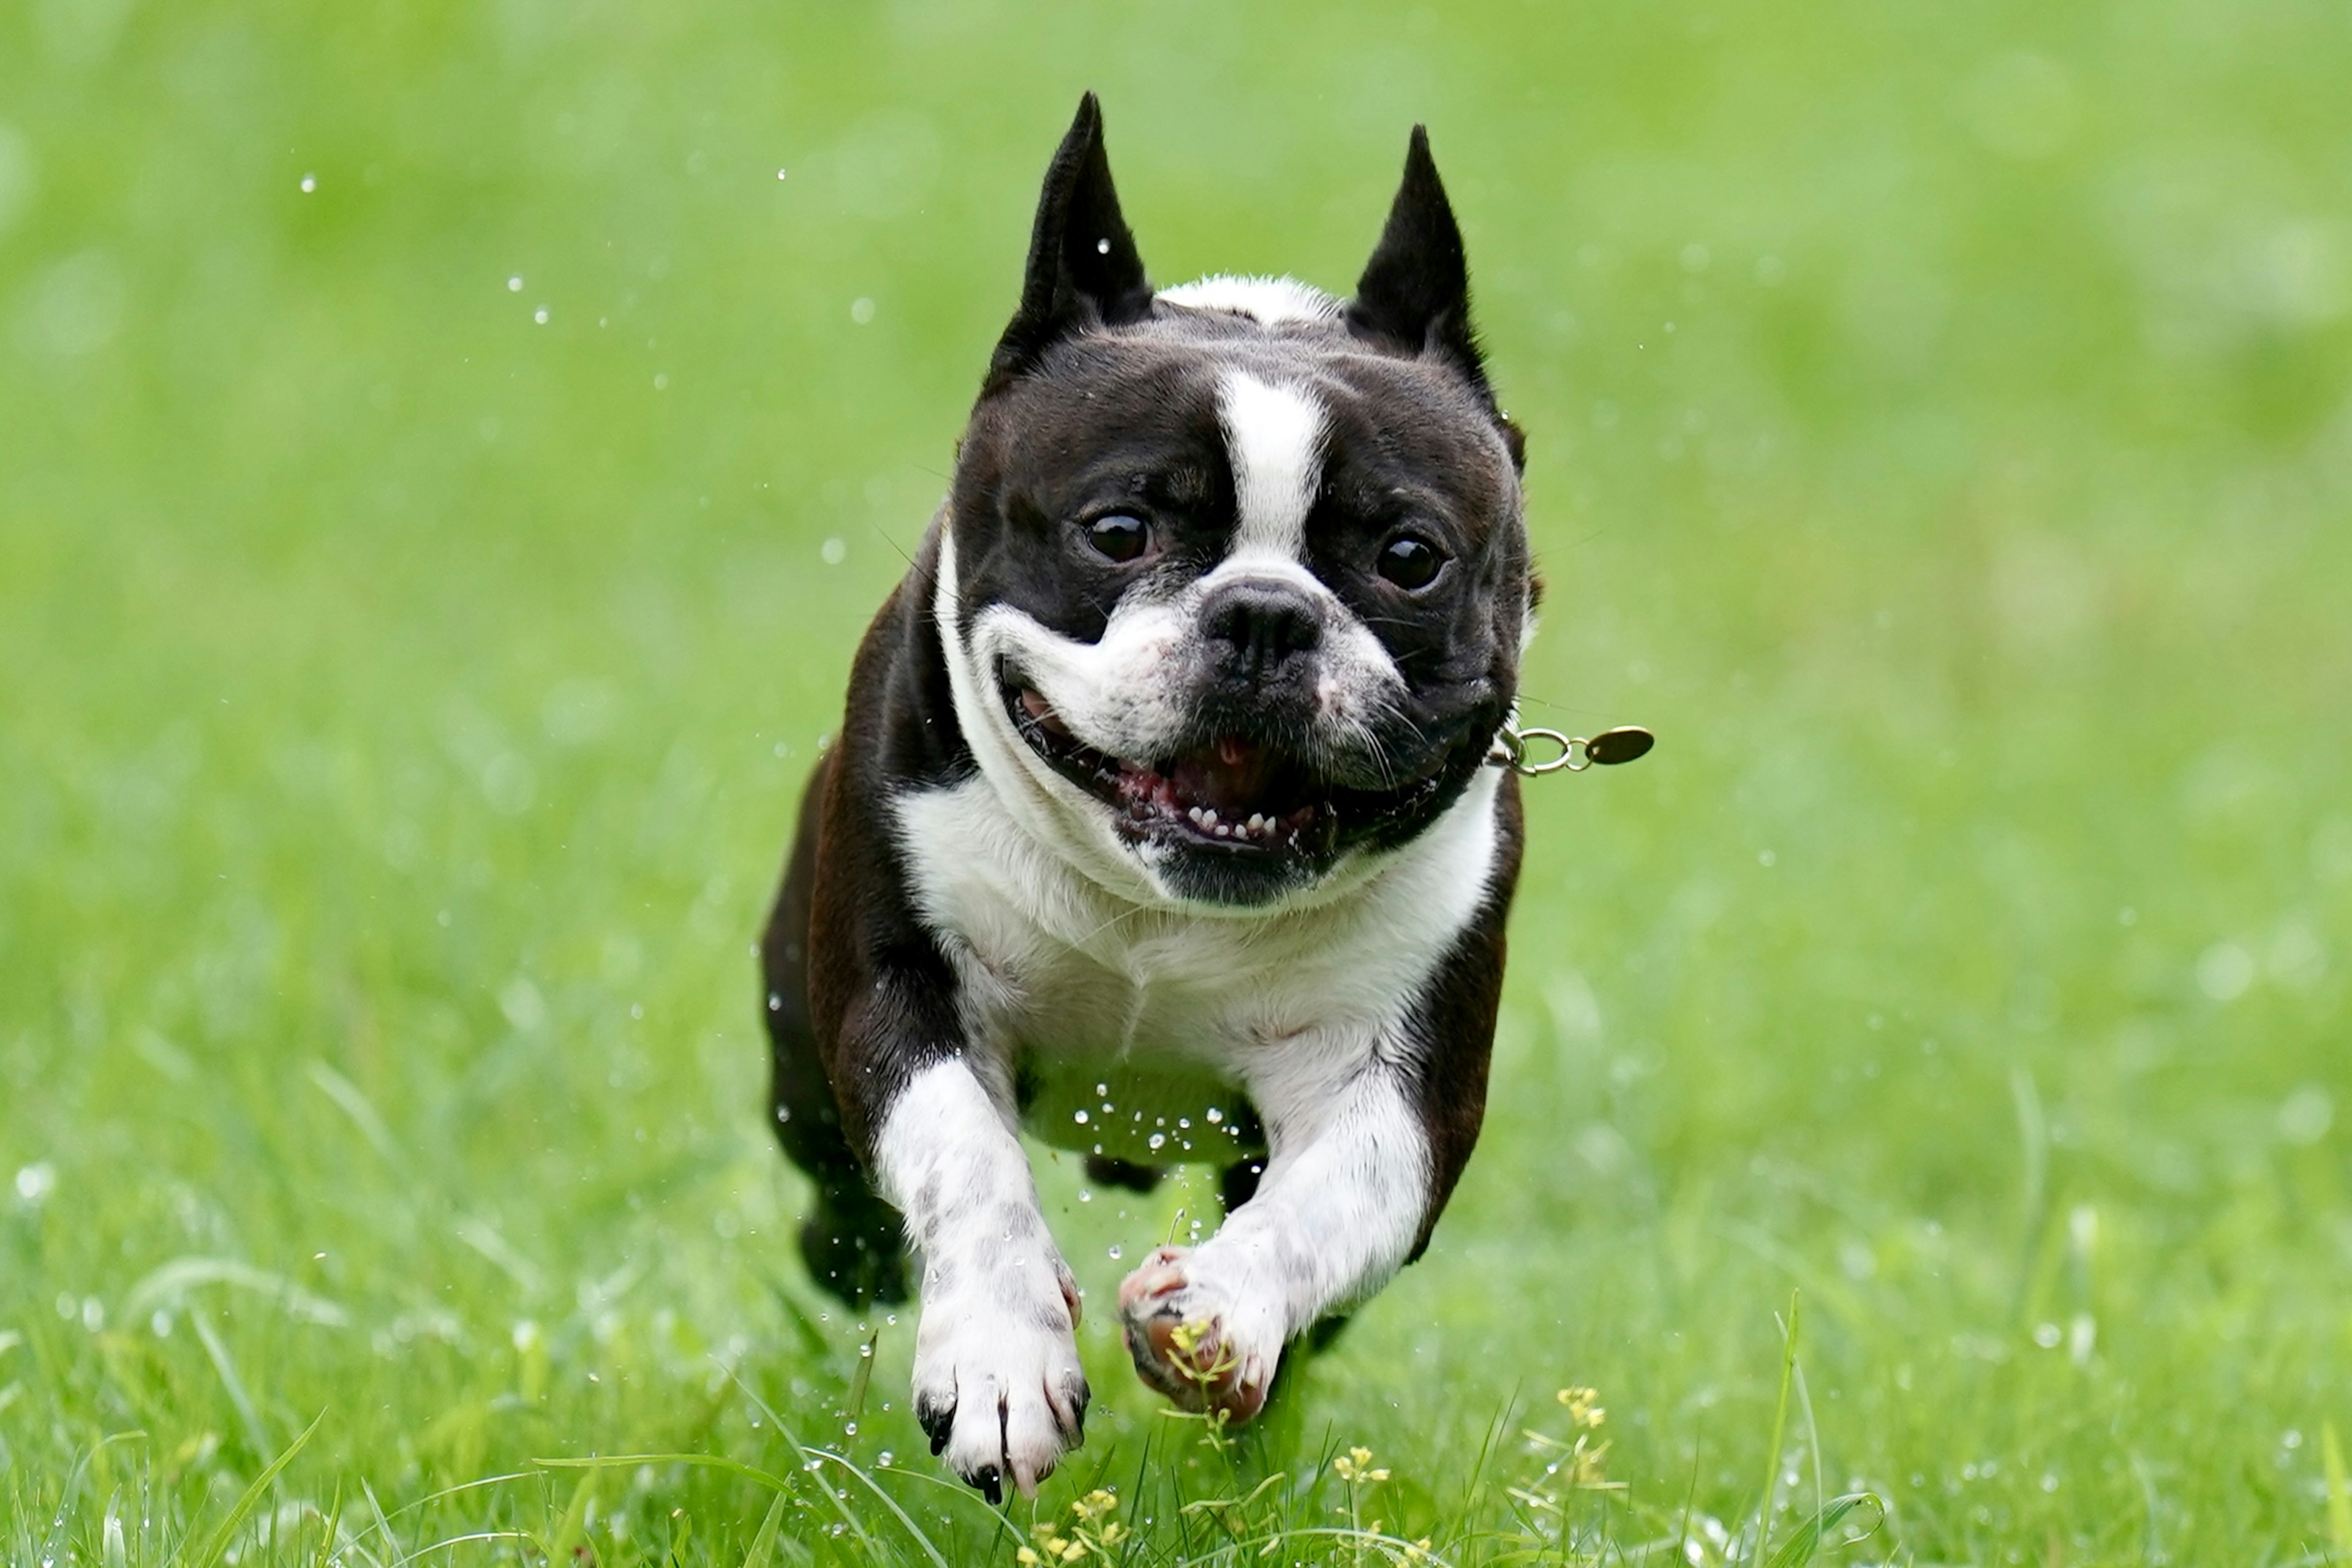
[988,92,1154,385]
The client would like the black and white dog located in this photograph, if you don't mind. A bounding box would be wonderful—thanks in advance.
[761,94,1532,1501]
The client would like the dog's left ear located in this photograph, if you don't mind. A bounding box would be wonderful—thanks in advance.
[989,92,1154,384]
[1348,127,1491,400]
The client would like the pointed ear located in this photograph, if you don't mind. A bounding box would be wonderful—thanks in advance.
[1347,126,1489,395]
[989,92,1154,382]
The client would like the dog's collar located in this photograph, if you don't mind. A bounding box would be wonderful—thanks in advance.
[1488,722,1654,777]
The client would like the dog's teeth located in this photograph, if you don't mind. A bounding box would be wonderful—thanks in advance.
[1200,809,1218,827]
[1214,823,1230,836]
[1188,807,1205,824]
[1247,813,1265,832]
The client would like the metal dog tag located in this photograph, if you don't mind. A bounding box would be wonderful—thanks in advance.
[1489,723,1654,777]
[1585,726,1655,766]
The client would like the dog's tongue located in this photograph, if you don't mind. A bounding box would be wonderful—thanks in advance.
[1170,737,1275,815]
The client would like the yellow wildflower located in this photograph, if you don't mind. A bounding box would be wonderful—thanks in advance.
[1556,1386,1606,1429]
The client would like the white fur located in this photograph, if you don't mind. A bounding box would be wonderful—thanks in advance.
[1219,371,1325,561]
[1158,274,1342,325]
[873,1058,1087,1496]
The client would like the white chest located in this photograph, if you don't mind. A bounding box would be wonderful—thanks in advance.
[892,770,1503,1159]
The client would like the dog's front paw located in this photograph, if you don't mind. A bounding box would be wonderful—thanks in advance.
[910,1268,1088,1502]
[1116,1245,1276,1422]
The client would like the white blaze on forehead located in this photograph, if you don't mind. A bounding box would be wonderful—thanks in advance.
[1218,371,1326,561]
[1158,274,1341,325]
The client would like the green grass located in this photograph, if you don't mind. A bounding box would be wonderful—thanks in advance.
[4,0,2351,1561]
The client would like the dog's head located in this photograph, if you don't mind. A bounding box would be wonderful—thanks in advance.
[937,94,1532,909]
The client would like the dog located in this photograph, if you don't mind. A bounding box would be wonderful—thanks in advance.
[760,92,1532,1502]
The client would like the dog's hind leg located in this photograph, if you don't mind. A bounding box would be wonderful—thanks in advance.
[761,754,908,1305]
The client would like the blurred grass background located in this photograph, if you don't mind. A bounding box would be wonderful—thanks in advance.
[3,0,2350,1559]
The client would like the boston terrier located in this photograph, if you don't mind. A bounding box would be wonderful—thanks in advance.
[760,92,1534,1501]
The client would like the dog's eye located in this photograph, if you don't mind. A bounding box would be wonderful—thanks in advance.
[1376,535,1446,591]
[1084,513,1150,564]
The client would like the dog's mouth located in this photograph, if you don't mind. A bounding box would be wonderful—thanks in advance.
[1003,679,1449,862]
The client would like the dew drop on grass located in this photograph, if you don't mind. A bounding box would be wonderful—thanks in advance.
[508,276,523,292]
[533,306,549,325]
[299,173,316,193]
[1107,1244,1122,1260]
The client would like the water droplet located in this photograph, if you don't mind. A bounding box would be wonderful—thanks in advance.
[533,306,549,325]
[653,373,669,391]
[1096,237,1110,254]
[777,168,789,180]
[850,296,876,325]
[821,537,846,565]
[508,276,524,292]
[1107,1244,1123,1260]
[299,173,317,194]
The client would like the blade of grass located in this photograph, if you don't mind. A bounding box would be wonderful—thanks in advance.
[845,1324,880,1428]
[740,1492,788,1568]
[535,1452,793,1494]
[178,1408,325,1568]
[1749,1292,1801,1565]
[309,1481,345,1568]
[2323,1422,2351,1555]
[189,1309,271,1465]
[538,1464,600,1567]
[1760,1494,1882,1568]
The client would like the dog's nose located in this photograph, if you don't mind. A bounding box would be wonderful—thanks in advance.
[1201,578,1323,680]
